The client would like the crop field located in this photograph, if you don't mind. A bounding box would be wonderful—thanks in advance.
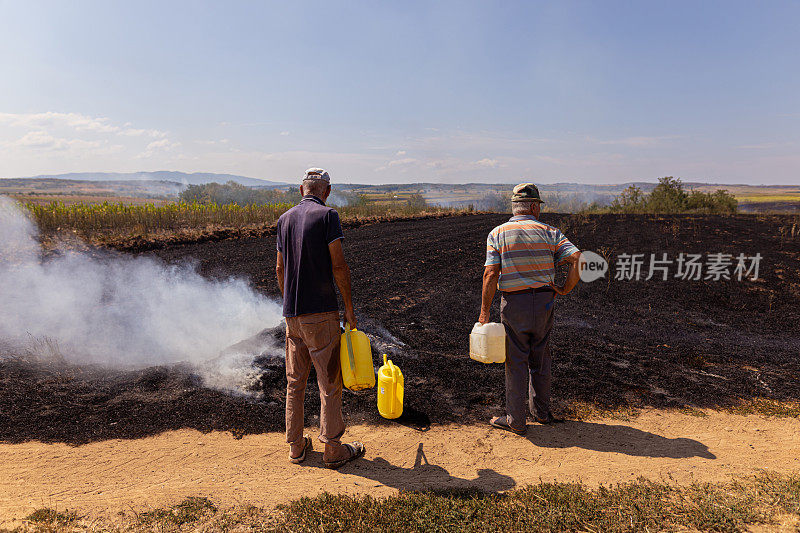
[736,194,800,203]
[24,200,295,235]
[9,194,171,207]
[736,194,800,213]
[2,213,800,530]
[18,198,463,249]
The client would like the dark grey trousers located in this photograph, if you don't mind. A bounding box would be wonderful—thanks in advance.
[500,289,555,430]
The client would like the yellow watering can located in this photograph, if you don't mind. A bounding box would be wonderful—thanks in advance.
[340,323,375,391]
[377,354,404,419]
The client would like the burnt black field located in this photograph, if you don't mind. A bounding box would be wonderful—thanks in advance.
[2,213,799,445]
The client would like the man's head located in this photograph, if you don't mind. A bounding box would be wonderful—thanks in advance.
[300,167,331,201]
[511,182,544,217]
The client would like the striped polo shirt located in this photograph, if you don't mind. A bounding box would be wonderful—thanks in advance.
[485,215,579,292]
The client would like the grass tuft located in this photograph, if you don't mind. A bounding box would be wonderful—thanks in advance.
[25,508,79,526]
[136,496,217,526]
[730,398,800,418]
[678,406,709,417]
[561,399,639,421]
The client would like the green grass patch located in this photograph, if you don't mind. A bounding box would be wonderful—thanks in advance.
[11,474,800,532]
[678,406,709,417]
[274,474,800,532]
[561,399,640,421]
[24,508,79,526]
[274,478,776,532]
[136,496,217,526]
[730,398,800,418]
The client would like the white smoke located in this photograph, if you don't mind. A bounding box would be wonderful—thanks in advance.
[0,196,283,388]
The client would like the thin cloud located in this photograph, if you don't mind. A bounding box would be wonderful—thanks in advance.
[737,141,795,150]
[8,131,105,151]
[138,139,181,158]
[473,158,499,168]
[118,128,167,138]
[0,111,167,139]
[0,112,118,133]
[589,135,680,147]
[387,157,417,167]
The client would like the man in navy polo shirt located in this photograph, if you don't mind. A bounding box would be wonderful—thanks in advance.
[276,168,365,469]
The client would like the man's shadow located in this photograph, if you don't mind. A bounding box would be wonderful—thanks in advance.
[525,420,716,459]
[309,443,516,493]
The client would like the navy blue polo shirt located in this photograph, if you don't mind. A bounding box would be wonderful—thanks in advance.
[276,195,344,317]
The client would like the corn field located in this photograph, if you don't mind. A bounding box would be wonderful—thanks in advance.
[26,201,294,235]
[24,200,461,238]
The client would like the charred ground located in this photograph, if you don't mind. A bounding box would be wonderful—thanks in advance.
[2,213,799,445]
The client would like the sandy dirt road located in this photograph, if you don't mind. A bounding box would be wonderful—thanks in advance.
[1,409,798,525]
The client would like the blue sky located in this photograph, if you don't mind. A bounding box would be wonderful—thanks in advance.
[0,1,798,184]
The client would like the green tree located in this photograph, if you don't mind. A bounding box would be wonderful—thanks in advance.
[607,177,738,214]
[609,185,646,213]
[647,176,688,213]
[179,182,301,206]
[405,193,429,210]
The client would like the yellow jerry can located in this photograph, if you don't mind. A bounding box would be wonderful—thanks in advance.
[377,354,404,419]
[340,323,376,391]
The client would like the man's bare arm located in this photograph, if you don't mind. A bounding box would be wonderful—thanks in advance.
[479,264,501,324]
[276,251,285,297]
[329,238,357,329]
[552,251,582,296]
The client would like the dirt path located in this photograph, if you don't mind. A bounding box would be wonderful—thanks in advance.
[1,409,798,525]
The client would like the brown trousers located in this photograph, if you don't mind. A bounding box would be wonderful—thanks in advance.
[285,311,346,455]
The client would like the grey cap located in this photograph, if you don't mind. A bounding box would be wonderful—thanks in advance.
[511,182,544,203]
[303,167,330,183]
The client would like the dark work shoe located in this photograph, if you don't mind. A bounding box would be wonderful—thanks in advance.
[534,412,565,425]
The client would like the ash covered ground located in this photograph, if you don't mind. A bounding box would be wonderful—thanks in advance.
[2,214,799,445]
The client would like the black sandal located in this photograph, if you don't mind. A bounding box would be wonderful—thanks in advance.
[289,436,312,464]
[324,442,366,469]
[490,416,527,436]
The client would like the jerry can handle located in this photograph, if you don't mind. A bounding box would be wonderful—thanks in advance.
[344,322,356,373]
[384,354,396,410]
[384,354,396,382]
[389,364,395,410]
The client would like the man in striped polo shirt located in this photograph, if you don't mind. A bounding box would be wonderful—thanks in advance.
[479,183,582,435]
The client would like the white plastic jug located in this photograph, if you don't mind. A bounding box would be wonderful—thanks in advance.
[469,322,506,363]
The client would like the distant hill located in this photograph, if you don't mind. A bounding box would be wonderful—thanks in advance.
[0,177,185,199]
[7,171,288,188]
[3,173,798,212]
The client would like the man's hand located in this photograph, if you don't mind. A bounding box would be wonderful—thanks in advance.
[551,251,582,296]
[550,283,569,296]
[478,310,490,325]
[344,308,358,330]
[276,251,285,297]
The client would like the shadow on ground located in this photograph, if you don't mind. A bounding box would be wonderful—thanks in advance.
[523,420,716,459]
[305,443,516,493]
